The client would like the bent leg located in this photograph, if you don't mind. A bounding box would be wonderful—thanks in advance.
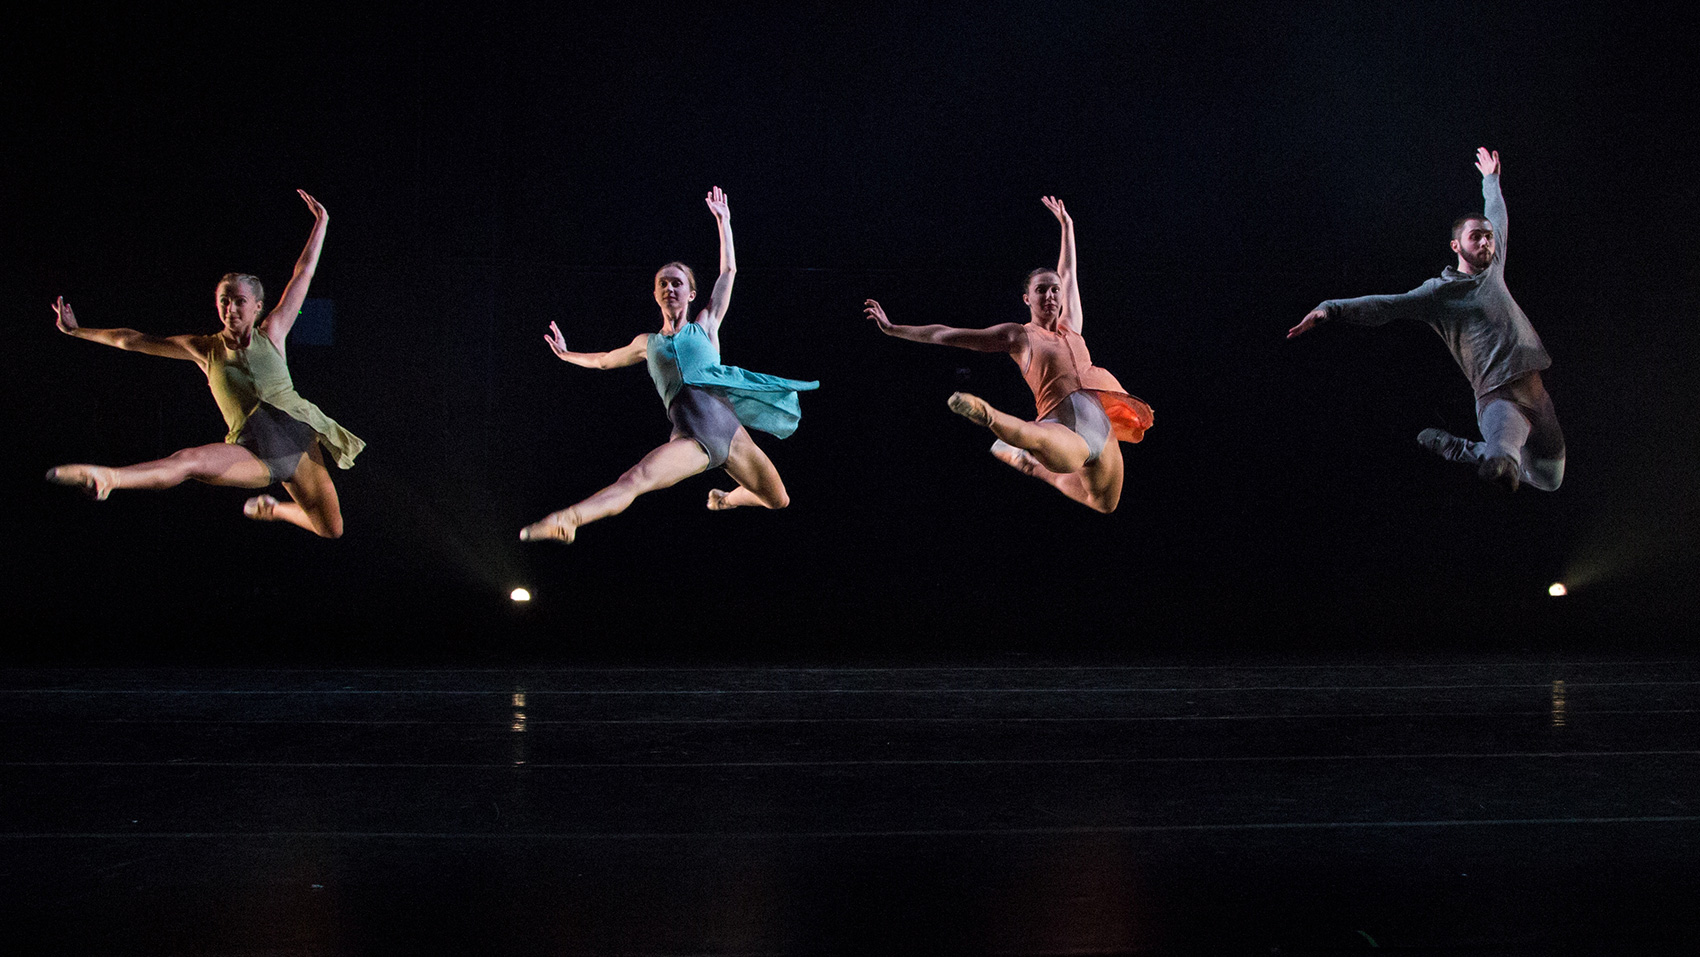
[1517,380,1565,492]
[711,428,790,510]
[252,445,344,538]
[992,437,1124,513]
[949,392,1090,473]
[522,437,709,542]
[49,443,272,498]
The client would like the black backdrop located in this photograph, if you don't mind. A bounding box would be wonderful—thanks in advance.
[4,2,1695,662]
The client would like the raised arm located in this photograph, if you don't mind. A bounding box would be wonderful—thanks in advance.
[1475,147,1506,252]
[699,187,736,331]
[52,296,204,362]
[544,324,648,369]
[260,190,329,346]
[1042,196,1084,333]
[864,299,1024,353]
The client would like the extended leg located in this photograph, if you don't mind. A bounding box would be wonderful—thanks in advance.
[948,392,1091,474]
[521,437,710,543]
[246,445,344,538]
[708,428,790,511]
[48,443,272,498]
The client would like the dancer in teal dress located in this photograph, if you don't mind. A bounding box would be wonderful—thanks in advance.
[521,187,817,544]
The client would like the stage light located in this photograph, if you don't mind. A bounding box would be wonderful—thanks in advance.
[510,587,532,602]
[1548,582,1567,597]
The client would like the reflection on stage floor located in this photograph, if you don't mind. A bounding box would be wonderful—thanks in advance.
[5,655,1699,954]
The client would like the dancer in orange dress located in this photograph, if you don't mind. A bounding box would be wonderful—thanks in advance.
[865,196,1151,513]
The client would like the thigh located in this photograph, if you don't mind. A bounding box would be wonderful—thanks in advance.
[722,428,786,500]
[627,437,713,491]
[188,443,276,488]
[281,444,341,519]
[1080,436,1125,511]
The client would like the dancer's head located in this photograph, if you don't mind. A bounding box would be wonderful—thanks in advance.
[654,262,697,314]
[1023,268,1063,323]
[215,273,265,335]
[1450,215,1495,275]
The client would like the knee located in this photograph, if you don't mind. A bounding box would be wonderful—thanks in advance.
[769,489,790,510]
[1092,498,1119,515]
[319,518,344,539]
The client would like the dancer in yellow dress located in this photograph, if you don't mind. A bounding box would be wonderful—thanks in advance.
[47,190,363,538]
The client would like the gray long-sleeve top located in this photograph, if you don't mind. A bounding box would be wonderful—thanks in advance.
[1315,173,1550,399]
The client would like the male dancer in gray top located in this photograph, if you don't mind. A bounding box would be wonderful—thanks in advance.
[1287,148,1563,492]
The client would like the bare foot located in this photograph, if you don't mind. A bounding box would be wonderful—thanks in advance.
[707,489,736,511]
[520,508,579,543]
[947,392,994,427]
[990,440,1039,476]
[46,464,117,501]
[243,495,280,521]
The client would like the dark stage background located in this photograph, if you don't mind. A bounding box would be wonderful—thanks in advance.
[3,2,1696,662]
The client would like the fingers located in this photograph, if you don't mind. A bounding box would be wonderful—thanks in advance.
[863,298,891,330]
[1286,311,1322,338]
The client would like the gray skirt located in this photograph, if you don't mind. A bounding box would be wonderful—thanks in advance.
[237,403,320,483]
[667,386,742,470]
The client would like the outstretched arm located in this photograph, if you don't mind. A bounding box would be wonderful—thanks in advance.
[699,187,736,330]
[1286,283,1439,339]
[545,324,648,369]
[52,296,204,362]
[864,299,1023,353]
[261,190,329,345]
[1042,196,1084,333]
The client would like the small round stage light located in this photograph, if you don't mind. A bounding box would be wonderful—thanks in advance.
[1548,583,1567,597]
[510,588,532,602]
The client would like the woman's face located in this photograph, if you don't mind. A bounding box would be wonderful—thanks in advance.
[1024,271,1063,320]
[216,279,263,336]
[654,265,695,313]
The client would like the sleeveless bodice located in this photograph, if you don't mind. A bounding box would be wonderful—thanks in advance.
[205,333,365,469]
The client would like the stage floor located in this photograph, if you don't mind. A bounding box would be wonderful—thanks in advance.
[5,654,1699,955]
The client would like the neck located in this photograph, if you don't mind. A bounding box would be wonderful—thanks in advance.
[1454,257,1480,276]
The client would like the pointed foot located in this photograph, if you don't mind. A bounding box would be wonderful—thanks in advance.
[521,509,579,543]
[1416,428,1468,463]
[243,494,280,521]
[707,489,735,511]
[947,392,994,427]
[46,465,116,501]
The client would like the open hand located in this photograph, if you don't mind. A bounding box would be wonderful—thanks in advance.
[1286,308,1326,339]
[1041,195,1071,225]
[544,321,571,359]
[297,189,329,221]
[705,186,730,220]
[863,299,894,334]
[1474,148,1500,177]
[53,296,78,334]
